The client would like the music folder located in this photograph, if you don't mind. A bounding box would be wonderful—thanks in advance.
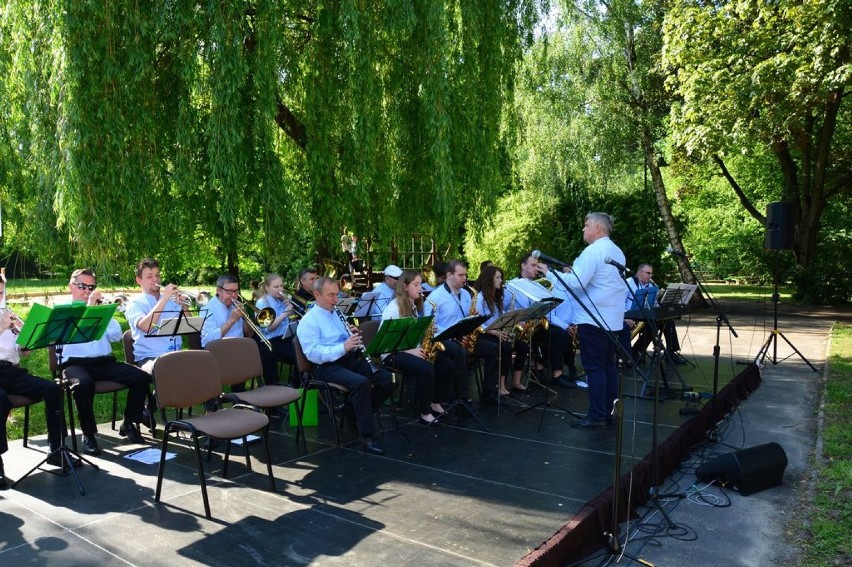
[658,283,697,306]
[16,302,117,350]
[433,315,490,342]
[144,309,206,337]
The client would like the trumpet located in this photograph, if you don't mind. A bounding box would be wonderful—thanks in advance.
[1,307,24,335]
[232,298,275,350]
[153,284,210,308]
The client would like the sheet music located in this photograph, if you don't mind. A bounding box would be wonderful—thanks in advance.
[658,283,697,305]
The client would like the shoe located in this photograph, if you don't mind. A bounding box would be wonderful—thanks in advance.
[430,405,447,418]
[670,353,687,365]
[47,451,82,469]
[119,421,145,444]
[418,414,439,426]
[553,377,575,389]
[574,379,589,389]
[0,456,8,490]
[571,418,607,429]
[510,384,527,393]
[142,408,157,432]
[363,437,385,455]
[81,435,101,456]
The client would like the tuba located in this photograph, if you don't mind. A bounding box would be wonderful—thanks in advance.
[421,299,445,363]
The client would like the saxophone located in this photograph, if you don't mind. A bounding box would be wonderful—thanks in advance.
[461,286,483,353]
[421,298,445,363]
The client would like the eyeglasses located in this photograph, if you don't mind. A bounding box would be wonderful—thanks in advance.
[218,286,240,295]
[74,283,98,291]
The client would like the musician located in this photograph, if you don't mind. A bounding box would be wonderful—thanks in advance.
[369,264,402,320]
[255,272,298,385]
[470,260,494,291]
[563,212,626,428]
[60,269,150,453]
[125,257,190,375]
[381,270,447,424]
[1,278,68,488]
[420,261,446,293]
[424,260,501,405]
[291,267,318,318]
[507,254,575,389]
[625,264,684,363]
[475,265,516,396]
[296,277,393,455]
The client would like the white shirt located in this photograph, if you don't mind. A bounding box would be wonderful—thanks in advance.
[125,293,184,360]
[0,328,20,365]
[58,318,122,364]
[199,296,244,348]
[423,283,472,335]
[296,305,349,365]
[369,282,396,320]
[475,292,512,329]
[506,278,572,329]
[256,295,290,340]
[564,236,626,331]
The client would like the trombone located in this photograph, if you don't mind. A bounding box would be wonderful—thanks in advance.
[232,298,276,351]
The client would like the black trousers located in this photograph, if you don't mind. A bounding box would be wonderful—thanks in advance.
[384,351,442,414]
[632,320,681,358]
[63,356,151,435]
[256,336,296,386]
[313,354,393,438]
[512,325,569,376]
[1,364,63,454]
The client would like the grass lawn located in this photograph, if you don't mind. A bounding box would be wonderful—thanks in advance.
[794,324,852,566]
[704,283,795,302]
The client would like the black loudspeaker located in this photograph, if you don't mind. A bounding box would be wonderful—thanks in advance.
[695,442,788,496]
[765,202,796,250]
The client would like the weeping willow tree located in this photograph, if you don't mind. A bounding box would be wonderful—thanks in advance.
[0,0,545,277]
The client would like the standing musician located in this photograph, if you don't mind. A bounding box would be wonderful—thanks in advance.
[59,269,151,453]
[507,253,576,389]
[381,270,447,425]
[475,265,517,396]
[564,212,626,428]
[255,273,298,386]
[291,267,318,319]
[1,277,69,488]
[296,277,393,455]
[424,260,501,405]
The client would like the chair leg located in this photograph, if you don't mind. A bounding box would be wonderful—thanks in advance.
[191,433,212,519]
[155,423,172,503]
[242,436,252,473]
[261,430,276,492]
[222,438,232,478]
[111,391,119,430]
[23,405,30,448]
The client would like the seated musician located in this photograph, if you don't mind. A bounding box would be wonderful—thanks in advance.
[296,277,393,455]
[255,273,298,386]
[291,267,318,318]
[381,269,447,425]
[1,278,70,489]
[475,265,516,396]
[424,260,501,405]
[125,257,190,375]
[59,269,150,453]
[420,261,446,294]
[369,264,402,320]
[626,264,684,363]
[507,253,578,389]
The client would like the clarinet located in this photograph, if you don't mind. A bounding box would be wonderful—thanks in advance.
[333,307,381,374]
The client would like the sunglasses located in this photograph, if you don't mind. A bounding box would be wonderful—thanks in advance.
[74,283,98,291]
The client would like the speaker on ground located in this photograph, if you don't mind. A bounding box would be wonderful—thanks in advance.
[695,442,788,496]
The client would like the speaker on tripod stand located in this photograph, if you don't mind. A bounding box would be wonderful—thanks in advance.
[765,202,796,251]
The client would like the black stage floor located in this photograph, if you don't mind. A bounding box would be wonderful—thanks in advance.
[0,348,738,567]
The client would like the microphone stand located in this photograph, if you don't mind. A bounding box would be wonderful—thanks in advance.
[670,251,738,445]
[545,261,650,564]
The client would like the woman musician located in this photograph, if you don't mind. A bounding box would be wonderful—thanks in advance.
[380,270,449,425]
[475,265,519,396]
[255,273,298,386]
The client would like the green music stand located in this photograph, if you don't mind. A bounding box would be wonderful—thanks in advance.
[365,316,434,358]
[12,302,116,494]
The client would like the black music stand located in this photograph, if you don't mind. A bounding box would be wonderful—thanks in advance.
[481,306,537,414]
[12,302,116,494]
[434,315,489,430]
[145,309,206,340]
[352,292,379,321]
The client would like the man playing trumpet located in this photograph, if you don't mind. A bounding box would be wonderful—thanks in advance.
[60,269,150,453]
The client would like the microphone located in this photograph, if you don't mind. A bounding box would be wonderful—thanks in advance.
[666,246,689,259]
[604,257,631,273]
[531,250,569,268]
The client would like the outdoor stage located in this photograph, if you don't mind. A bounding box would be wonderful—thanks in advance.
[0,300,836,567]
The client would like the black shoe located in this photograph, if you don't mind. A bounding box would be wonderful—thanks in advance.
[142,408,157,432]
[81,435,101,456]
[571,418,607,429]
[119,421,145,444]
[553,376,575,389]
[363,437,385,455]
[0,456,8,490]
[46,451,82,469]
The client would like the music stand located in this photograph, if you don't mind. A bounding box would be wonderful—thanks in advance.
[482,306,536,414]
[145,310,205,339]
[352,292,379,320]
[12,302,116,494]
[434,314,490,430]
[335,296,360,318]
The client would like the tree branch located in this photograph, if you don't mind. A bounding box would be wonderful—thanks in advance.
[712,154,765,224]
[275,98,307,150]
